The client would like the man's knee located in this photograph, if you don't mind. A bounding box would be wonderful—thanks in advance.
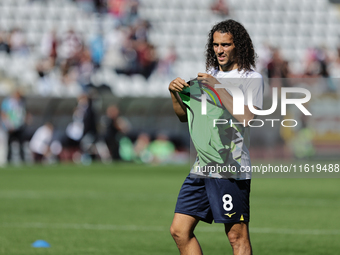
[170,213,200,245]
[228,229,243,248]
[170,222,192,242]
[170,224,179,239]
[225,223,251,249]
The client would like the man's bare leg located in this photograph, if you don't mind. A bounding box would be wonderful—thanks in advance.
[170,213,203,255]
[225,222,252,255]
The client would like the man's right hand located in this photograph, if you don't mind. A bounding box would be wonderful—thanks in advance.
[169,77,188,122]
[168,77,189,93]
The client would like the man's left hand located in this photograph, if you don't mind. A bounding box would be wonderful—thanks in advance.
[197,73,220,88]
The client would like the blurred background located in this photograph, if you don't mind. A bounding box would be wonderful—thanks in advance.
[0,0,340,166]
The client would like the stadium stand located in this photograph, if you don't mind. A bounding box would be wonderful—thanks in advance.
[0,0,340,97]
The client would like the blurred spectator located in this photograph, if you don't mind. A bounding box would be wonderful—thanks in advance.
[77,46,95,91]
[108,0,127,20]
[36,57,55,96]
[0,30,11,54]
[317,46,330,78]
[267,48,291,87]
[304,46,330,78]
[108,0,140,26]
[136,41,158,79]
[29,122,54,163]
[267,48,289,78]
[90,31,105,70]
[103,24,126,68]
[211,0,230,16]
[133,19,150,42]
[78,94,99,162]
[94,0,107,13]
[59,29,83,86]
[62,94,98,159]
[59,28,83,62]
[303,46,336,91]
[116,34,158,79]
[125,0,140,25]
[134,132,151,163]
[82,94,98,141]
[102,105,130,160]
[1,90,27,164]
[289,119,315,159]
[148,133,175,164]
[115,38,158,78]
[329,47,340,78]
[40,29,58,67]
[158,44,177,77]
[9,28,29,55]
[116,37,139,75]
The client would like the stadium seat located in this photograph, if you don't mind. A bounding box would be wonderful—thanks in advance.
[29,4,45,20]
[16,5,29,20]
[267,24,282,37]
[131,74,147,88]
[19,69,37,89]
[1,6,14,19]
[26,32,41,46]
[0,52,9,71]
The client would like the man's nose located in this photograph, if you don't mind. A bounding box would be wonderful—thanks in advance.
[217,45,223,53]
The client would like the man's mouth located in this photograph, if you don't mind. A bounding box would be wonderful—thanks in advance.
[218,56,226,61]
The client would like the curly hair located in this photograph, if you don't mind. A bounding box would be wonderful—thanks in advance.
[205,19,256,72]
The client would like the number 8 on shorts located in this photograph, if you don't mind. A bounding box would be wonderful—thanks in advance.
[222,194,233,211]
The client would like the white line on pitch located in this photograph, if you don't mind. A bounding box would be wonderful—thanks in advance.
[1,222,340,235]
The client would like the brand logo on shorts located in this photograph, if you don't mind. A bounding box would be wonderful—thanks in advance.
[225,212,236,218]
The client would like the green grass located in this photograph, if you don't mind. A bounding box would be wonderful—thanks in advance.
[0,162,339,254]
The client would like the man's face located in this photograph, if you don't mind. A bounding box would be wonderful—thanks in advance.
[213,31,236,71]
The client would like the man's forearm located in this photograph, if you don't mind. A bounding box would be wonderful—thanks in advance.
[170,91,188,122]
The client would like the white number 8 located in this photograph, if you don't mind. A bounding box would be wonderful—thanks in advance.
[222,194,233,211]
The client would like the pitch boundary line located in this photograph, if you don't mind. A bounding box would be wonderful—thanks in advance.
[1,222,340,235]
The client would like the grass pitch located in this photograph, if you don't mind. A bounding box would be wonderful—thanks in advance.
[0,162,339,255]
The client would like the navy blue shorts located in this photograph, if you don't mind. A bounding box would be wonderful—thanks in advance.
[175,175,250,224]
